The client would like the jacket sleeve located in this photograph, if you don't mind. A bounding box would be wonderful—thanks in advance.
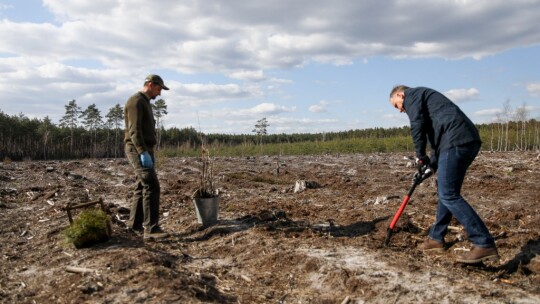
[404,95,428,158]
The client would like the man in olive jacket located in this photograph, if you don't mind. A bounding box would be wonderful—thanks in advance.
[124,74,170,240]
[390,85,498,264]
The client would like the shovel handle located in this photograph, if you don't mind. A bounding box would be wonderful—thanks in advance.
[388,194,412,230]
[384,165,423,247]
[384,194,412,247]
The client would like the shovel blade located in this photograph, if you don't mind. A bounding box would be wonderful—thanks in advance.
[384,228,394,247]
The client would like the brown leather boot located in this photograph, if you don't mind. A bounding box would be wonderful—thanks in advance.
[456,246,499,264]
[418,239,445,252]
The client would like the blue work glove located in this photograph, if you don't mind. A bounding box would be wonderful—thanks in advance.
[139,151,153,169]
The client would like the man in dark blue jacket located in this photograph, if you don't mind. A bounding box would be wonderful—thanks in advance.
[389,85,498,264]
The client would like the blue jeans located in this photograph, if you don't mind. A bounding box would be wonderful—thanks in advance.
[428,142,495,248]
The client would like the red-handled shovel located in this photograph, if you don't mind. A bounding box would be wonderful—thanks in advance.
[384,164,424,247]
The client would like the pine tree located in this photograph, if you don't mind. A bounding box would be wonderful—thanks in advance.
[152,99,168,149]
[252,117,270,147]
[106,104,124,158]
[80,104,103,157]
[37,116,54,160]
[59,99,81,155]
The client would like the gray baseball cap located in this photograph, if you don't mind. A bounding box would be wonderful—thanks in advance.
[145,74,169,90]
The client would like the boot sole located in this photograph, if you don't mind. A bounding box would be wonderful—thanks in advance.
[421,247,445,253]
[456,254,499,264]
[143,234,169,240]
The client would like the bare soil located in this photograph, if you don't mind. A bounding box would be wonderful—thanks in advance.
[1,152,539,304]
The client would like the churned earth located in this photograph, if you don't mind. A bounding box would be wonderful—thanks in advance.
[1,151,539,303]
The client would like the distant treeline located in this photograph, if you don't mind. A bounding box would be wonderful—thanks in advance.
[1,110,539,161]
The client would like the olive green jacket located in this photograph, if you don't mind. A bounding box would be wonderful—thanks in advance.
[124,92,156,154]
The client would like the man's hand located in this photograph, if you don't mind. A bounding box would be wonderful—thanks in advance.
[414,162,433,184]
[139,151,154,169]
[415,155,431,166]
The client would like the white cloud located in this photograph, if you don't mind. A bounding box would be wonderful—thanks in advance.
[147,81,265,109]
[308,100,327,113]
[444,88,479,103]
[3,1,540,71]
[178,82,259,99]
[474,108,502,117]
[309,100,339,113]
[526,82,540,97]
[4,0,538,73]
[309,99,344,113]
[241,103,296,116]
[184,115,341,134]
[0,1,539,132]
[191,102,296,121]
[474,103,540,123]
[228,70,266,82]
[269,116,339,133]
[309,104,326,113]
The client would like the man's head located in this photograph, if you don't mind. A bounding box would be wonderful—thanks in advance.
[143,74,169,99]
[389,85,409,113]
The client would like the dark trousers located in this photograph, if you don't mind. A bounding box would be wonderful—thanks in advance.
[429,142,495,248]
[125,144,160,232]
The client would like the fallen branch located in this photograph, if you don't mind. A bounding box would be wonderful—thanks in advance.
[65,266,96,274]
[411,235,424,241]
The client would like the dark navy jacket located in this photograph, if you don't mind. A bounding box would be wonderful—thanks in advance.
[403,87,481,167]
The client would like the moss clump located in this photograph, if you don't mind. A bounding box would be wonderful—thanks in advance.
[64,209,111,248]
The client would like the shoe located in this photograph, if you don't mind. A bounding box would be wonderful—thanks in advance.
[456,246,499,264]
[143,227,169,240]
[418,239,445,252]
[127,225,144,235]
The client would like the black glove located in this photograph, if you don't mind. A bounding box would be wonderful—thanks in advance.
[414,164,433,184]
[415,155,430,166]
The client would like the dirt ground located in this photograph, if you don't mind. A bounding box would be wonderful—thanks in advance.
[1,151,539,303]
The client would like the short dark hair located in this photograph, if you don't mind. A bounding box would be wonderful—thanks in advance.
[389,85,410,98]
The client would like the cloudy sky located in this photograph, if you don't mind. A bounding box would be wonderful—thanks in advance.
[1,0,539,134]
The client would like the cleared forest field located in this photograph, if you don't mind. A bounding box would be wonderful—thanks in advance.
[1,151,539,303]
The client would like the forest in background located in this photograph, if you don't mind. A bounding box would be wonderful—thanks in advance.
[1,99,539,161]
